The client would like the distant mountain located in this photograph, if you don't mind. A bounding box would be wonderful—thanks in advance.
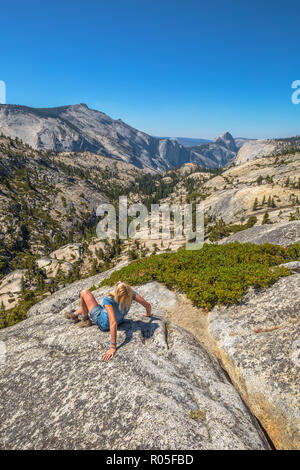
[214,131,237,152]
[160,136,253,149]
[158,137,212,147]
[188,131,238,168]
[163,132,249,168]
[0,104,238,170]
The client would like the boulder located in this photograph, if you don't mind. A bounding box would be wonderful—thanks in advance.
[208,273,300,450]
[219,220,300,246]
[278,261,300,273]
[50,243,83,263]
[36,256,74,278]
[0,269,27,309]
[0,282,270,450]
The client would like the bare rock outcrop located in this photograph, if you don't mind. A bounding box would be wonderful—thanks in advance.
[233,137,300,166]
[36,256,74,278]
[50,243,83,263]
[0,269,26,309]
[208,273,300,449]
[201,153,300,225]
[218,220,300,246]
[233,140,278,165]
[0,281,270,450]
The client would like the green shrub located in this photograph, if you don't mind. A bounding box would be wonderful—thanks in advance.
[262,212,270,224]
[289,207,300,221]
[100,243,300,310]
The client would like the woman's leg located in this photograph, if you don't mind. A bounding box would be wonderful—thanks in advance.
[76,289,98,316]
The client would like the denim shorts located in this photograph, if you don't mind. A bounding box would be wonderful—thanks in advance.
[89,305,110,332]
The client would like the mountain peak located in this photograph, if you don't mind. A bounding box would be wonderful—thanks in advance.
[214,131,237,151]
[215,131,234,141]
[70,103,89,110]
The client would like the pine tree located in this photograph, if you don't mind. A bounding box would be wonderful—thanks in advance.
[262,212,270,225]
[252,198,258,211]
[21,276,26,296]
[37,273,45,291]
[90,259,98,276]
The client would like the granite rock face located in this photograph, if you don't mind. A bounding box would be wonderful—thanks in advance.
[36,256,74,278]
[0,269,27,309]
[208,273,300,450]
[190,132,237,168]
[0,281,270,450]
[233,140,278,165]
[219,221,300,246]
[233,137,300,166]
[50,243,83,263]
[278,261,300,273]
[0,104,190,171]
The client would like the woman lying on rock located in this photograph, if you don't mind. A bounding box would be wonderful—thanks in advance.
[64,281,152,361]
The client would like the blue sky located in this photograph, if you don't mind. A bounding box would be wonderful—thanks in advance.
[1,0,299,139]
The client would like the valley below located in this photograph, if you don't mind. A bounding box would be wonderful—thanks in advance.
[0,105,299,450]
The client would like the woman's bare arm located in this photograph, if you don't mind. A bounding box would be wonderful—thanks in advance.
[134,293,152,316]
[103,304,117,361]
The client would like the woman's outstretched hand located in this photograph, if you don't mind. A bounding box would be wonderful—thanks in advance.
[103,348,116,361]
[134,294,152,317]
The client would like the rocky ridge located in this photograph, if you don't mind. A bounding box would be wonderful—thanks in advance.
[0,104,239,170]
[219,220,300,245]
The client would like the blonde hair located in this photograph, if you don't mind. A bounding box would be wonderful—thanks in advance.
[108,282,134,313]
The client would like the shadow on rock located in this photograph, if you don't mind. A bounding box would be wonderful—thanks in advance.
[117,315,161,350]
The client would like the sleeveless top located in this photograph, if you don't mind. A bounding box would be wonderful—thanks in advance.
[101,290,136,325]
